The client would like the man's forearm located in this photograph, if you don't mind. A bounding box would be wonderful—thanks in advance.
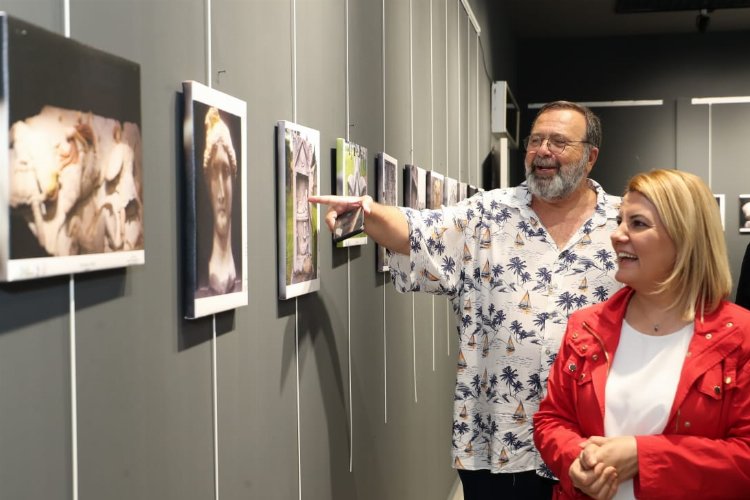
[364,202,410,255]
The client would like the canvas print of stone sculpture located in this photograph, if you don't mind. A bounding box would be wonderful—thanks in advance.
[335,138,368,248]
[375,152,398,272]
[404,164,426,210]
[0,14,144,281]
[277,121,320,300]
[182,81,248,319]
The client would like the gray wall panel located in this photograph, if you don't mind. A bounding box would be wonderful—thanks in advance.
[0,0,501,499]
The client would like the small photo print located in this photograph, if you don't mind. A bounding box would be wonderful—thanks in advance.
[426,171,444,210]
[740,194,750,234]
[713,194,725,231]
[376,152,398,272]
[404,164,426,210]
[335,138,368,247]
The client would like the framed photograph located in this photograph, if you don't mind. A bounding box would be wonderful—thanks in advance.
[444,176,458,207]
[713,194,725,231]
[458,182,468,202]
[182,81,248,319]
[740,194,750,234]
[404,164,426,210]
[335,138,368,247]
[426,171,444,209]
[277,121,320,300]
[1,14,144,281]
[376,152,398,272]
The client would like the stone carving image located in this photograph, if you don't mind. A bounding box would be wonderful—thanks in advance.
[182,80,247,319]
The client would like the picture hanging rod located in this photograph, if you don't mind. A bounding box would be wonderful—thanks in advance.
[528,99,663,109]
[461,0,481,35]
[692,96,750,105]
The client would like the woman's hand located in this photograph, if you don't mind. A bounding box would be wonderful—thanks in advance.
[580,436,639,482]
[569,454,618,500]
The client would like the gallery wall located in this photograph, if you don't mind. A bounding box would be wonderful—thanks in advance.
[0,1,501,499]
[513,30,750,300]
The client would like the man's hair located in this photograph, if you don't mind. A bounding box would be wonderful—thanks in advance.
[626,169,731,320]
[532,101,602,149]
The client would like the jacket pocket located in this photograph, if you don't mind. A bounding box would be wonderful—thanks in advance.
[561,353,593,386]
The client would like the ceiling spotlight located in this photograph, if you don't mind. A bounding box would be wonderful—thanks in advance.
[696,8,711,33]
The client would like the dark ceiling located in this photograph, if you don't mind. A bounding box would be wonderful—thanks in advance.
[505,0,750,38]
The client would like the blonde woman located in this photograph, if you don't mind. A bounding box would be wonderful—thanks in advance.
[534,169,750,499]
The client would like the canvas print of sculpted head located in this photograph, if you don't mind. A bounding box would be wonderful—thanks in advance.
[277,121,320,300]
[1,14,144,281]
[182,80,248,319]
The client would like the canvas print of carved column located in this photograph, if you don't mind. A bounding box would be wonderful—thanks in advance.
[0,14,144,281]
[376,152,398,272]
[182,81,248,319]
[443,177,458,207]
[426,171,444,210]
[277,121,320,300]
[335,138,368,248]
[403,164,426,210]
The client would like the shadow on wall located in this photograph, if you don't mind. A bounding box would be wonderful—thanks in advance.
[280,289,357,498]
[0,268,127,335]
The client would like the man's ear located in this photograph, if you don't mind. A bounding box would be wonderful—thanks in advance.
[587,147,599,172]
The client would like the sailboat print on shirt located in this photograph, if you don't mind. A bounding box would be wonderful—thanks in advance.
[512,400,527,423]
[579,233,592,246]
[479,228,492,248]
[499,447,509,465]
[481,260,491,281]
[459,404,468,419]
[468,333,476,347]
[514,233,524,246]
[457,350,468,370]
[463,243,472,263]
[481,334,490,357]
[578,277,588,291]
[518,291,531,311]
[506,335,515,353]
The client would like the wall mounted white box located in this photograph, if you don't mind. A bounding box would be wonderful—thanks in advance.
[491,81,520,150]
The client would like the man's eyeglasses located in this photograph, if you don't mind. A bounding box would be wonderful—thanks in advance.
[523,134,590,155]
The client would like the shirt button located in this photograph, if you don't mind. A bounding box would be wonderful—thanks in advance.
[727,322,734,328]
[714,386,721,395]
[572,333,578,339]
[581,345,588,352]
[705,333,713,340]
[592,354,599,361]
[685,421,691,428]
[580,373,586,380]
[545,348,551,355]
[725,376,732,385]
[568,363,577,372]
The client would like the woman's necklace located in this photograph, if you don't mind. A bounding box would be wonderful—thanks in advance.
[629,295,680,334]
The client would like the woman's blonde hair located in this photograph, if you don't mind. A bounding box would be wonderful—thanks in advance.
[626,169,731,320]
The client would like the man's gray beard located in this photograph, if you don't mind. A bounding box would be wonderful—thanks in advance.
[525,154,588,201]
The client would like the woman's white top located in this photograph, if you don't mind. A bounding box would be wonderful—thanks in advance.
[604,319,694,500]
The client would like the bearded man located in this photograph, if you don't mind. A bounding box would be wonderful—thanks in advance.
[310,101,622,500]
